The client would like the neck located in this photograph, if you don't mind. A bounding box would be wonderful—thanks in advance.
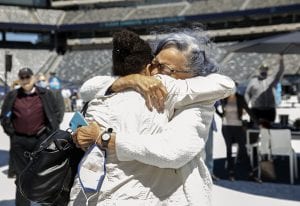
[23,86,35,94]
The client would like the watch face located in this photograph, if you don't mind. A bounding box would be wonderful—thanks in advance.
[102,133,111,141]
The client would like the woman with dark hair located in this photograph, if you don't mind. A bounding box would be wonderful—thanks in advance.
[70,29,235,206]
[111,30,153,76]
[220,85,261,182]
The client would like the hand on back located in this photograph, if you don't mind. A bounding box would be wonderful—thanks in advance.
[112,74,168,112]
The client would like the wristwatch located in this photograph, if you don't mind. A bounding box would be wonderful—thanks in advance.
[101,128,113,148]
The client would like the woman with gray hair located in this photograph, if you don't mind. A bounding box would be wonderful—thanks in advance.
[152,30,219,77]
[73,29,234,206]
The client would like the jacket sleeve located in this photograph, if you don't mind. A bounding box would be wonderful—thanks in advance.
[244,79,254,104]
[47,90,64,126]
[267,57,285,87]
[161,74,235,113]
[0,92,15,136]
[80,74,235,107]
[55,90,65,123]
[115,107,207,169]
[79,76,118,102]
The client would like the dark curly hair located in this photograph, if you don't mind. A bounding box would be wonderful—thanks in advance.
[112,30,153,76]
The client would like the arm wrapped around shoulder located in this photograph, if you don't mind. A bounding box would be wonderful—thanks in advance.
[160,73,236,109]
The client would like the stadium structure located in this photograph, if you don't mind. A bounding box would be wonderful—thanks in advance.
[0,0,299,98]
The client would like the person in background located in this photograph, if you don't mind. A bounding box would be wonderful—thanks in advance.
[0,68,64,206]
[204,102,220,181]
[48,72,65,119]
[36,73,48,89]
[219,85,261,182]
[244,55,284,124]
[48,72,61,90]
[70,90,79,112]
[61,87,72,112]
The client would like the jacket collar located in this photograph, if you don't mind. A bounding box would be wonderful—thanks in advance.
[17,86,47,95]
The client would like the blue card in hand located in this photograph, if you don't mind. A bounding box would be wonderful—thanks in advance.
[69,112,89,132]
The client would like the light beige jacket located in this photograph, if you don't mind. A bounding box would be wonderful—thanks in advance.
[69,74,235,206]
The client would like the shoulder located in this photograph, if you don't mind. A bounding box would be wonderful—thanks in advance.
[154,74,174,82]
[4,90,17,100]
[82,76,116,86]
[36,86,48,94]
[7,89,17,96]
[36,87,55,98]
[80,75,117,101]
[1,90,17,111]
[247,77,257,86]
[155,74,188,87]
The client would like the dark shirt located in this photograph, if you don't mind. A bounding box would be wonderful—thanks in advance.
[12,89,46,136]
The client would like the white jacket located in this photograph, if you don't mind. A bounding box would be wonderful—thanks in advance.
[69,74,235,206]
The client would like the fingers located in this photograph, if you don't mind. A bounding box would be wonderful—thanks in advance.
[144,85,159,112]
[131,76,167,112]
[148,83,167,112]
[160,84,168,99]
[72,122,102,149]
[72,132,79,147]
[145,94,154,112]
[154,88,167,112]
[73,133,86,150]
[73,129,85,148]
[145,91,163,112]
[76,137,92,150]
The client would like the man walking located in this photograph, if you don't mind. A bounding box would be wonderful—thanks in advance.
[0,68,63,206]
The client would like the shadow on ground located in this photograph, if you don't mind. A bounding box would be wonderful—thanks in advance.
[214,157,300,201]
[0,150,8,167]
[0,199,14,206]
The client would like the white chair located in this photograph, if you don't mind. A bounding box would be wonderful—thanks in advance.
[232,143,239,164]
[269,129,298,184]
[259,128,272,158]
[246,129,260,167]
[257,128,272,179]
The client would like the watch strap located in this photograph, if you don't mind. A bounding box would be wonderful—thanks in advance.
[101,128,113,148]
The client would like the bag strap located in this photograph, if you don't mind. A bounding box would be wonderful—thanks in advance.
[24,131,58,159]
[26,129,73,159]
[80,101,89,117]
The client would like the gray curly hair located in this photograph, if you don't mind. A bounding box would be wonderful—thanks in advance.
[152,28,219,76]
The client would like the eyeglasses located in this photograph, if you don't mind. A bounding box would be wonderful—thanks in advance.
[19,75,31,80]
[152,60,193,75]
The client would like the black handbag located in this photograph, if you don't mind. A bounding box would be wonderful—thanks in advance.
[18,103,88,204]
[18,129,84,204]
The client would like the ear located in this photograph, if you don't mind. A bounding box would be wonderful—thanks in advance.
[145,64,152,76]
